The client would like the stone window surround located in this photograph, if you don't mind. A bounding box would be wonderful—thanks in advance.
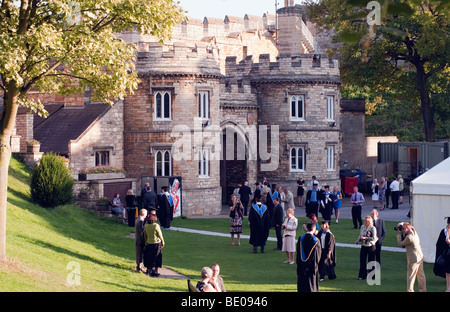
[287,92,306,121]
[326,93,338,122]
[150,87,175,121]
[155,149,172,177]
[326,143,338,171]
[198,147,211,178]
[288,144,307,173]
[196,87,213,120]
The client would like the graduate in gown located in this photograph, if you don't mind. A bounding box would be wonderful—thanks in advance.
[317,220,337,281]
[297,222,321,292]
[157,186,173,229]
[320,186,334,221]
[249,195,271,253]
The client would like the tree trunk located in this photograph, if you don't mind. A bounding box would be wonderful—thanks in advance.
[415,63,436,142]
[0,86,20,262]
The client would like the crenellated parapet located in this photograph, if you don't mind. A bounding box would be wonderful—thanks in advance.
[134,41,221,77]
[224,53,341,85]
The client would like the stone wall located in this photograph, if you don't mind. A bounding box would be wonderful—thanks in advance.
[68,100,124,175]
[123,45,224,215]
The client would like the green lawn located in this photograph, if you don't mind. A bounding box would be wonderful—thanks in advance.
[1,156,447,292]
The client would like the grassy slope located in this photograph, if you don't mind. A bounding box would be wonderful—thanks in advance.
[1,156,446,292]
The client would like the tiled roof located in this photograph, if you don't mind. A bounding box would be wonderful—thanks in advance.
[34,103,110,155]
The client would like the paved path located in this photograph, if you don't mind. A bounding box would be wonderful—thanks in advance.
[215,194,412,222]
[168,227,405,253]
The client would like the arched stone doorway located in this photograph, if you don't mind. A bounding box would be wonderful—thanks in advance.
[220,122,255,204]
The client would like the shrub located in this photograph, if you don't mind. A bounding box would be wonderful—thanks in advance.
[30,153,74,208]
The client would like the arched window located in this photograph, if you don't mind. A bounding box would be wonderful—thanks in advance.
[290,146,305,172]
[155,150,172,176]
[326,145,335,171]
[290,95,305,120]
[198,149,210,177]
[155,91,171,120]
[198,91,210,119]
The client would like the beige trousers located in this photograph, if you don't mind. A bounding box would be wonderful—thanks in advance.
[406,259,427,292]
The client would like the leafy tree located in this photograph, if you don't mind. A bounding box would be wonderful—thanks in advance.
[305,0,450,142]
[31,153,74,208]
[0,0,184,261]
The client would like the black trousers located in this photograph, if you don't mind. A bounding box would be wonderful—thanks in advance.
[391,191,399,209]
[242,200,249,216]
[359,245,376,279]
[306,202,319,218]
[375,241,382,266]
[352,205,362,229]
[274,225,282,250]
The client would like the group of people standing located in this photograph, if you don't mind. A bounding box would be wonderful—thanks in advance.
[132,183,175,277]
[228,177,339,292]
[370,175,404,210]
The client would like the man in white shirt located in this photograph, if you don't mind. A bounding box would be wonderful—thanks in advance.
[309,175,320,191]
[389,176,400,209]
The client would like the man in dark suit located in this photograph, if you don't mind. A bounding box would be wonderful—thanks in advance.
[371,209,386,266]
[272,196,284,251]
[142,184,157,212]
[140,182,150,210]
[239,181,252,216]
[134,208,148,272]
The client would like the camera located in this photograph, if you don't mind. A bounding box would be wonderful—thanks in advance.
[394,224,403,231]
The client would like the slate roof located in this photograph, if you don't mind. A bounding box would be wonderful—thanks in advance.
[34,103,110,155]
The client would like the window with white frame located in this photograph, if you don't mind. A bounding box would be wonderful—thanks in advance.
[290,95,305,120]
[290,146,305,172]
[154,91,171,120]
[198,149,210,177]
[326,145,335,171]
[155,150,172,176]
[198,91,210,119]
[327,95,335,121]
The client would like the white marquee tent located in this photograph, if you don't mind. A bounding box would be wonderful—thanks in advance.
[410,156,450,263]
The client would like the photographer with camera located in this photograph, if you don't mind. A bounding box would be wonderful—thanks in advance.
[396,222,427,292]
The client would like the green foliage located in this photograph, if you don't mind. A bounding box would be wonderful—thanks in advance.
[0,0,185,111]
[306,0,450,141]
[30,153,74,208]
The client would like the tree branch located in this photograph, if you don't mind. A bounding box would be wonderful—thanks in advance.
[425,63,447,80]
[44,72,95,85]
[21,60,62,94]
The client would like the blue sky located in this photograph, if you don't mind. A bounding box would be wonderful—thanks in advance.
[178,0,300,20]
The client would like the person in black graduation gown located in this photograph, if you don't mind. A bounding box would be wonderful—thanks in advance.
[320,186,334,221]
[249,195,271,253]
[317,220,337,281]
[433,217,450,291]
[297,221,322,292]
[157,186,173,229]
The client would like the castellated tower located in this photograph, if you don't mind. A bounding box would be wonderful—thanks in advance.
[123,42,224,216]
[223,5,342,195]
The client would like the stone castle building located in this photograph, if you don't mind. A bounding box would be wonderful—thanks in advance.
[118,3,341,215]
[8,2,342,216]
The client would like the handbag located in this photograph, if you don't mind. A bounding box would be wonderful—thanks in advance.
[434,254,446,278]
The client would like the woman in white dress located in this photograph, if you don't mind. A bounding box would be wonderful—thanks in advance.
[371,178,379,209]
[282,208,298,264]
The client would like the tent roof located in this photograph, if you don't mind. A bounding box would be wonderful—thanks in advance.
[411,157,450,195]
